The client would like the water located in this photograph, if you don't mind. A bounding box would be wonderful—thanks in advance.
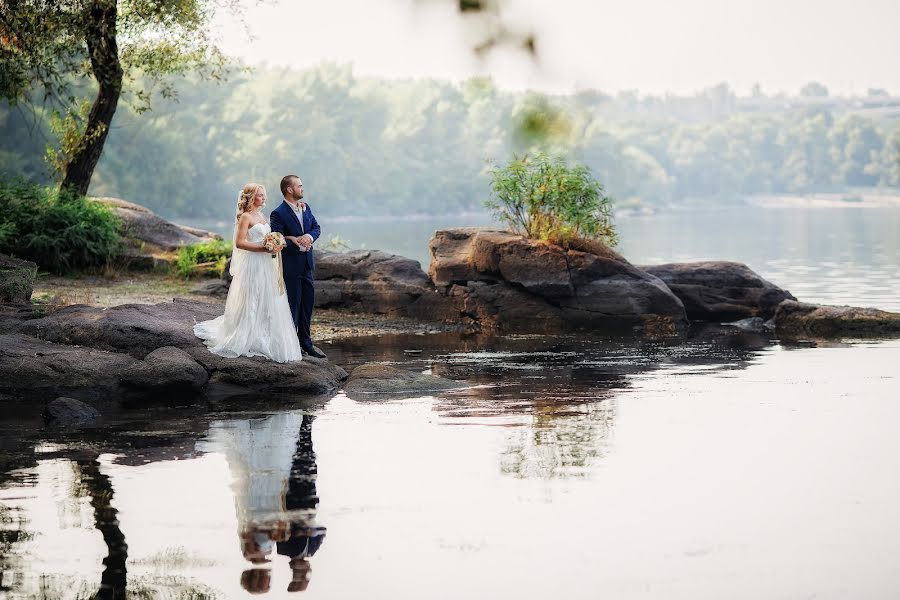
[2,205,900,598]
[184,204,900,311]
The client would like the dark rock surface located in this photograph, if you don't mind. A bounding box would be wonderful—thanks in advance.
[122,346,209,394]
[0,333,141,399]
[774,300,900,337]
[343,362,467,398]
[315,249,439,315]
[96,197,220,252]
[5,299,347,400]
[95,197,220,269]
[0,254,38,304]
[42,397,100,426]
[19,299,223,358]
[428,228,688,333]
[641,261,795,321]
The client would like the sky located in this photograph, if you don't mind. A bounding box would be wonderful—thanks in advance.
[214,0,900,96]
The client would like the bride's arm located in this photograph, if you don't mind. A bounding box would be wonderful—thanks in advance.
[235,214,268,252]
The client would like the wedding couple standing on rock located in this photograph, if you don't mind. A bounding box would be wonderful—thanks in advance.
[194,174,327,361]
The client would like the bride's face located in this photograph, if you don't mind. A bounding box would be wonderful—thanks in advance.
[253,187,267,209]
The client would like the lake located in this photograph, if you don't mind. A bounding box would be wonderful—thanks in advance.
[2,204,899,599]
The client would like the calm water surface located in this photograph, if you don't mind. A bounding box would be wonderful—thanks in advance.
[2,204,899,598]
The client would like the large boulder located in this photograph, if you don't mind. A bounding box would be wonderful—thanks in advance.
[315,249,442,315]
[94,197,221,268]
[774,300,900,337]
[19,299,223,358]
[641,261,795,321]
[122,346,209,394]
[8,299,347,400]
[0,333,141,400]
[0,254,38,304]
[428,228,688,333]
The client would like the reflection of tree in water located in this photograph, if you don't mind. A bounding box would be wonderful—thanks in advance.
[500,399,617,479]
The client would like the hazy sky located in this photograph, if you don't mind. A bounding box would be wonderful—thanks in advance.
[214,0,900,95]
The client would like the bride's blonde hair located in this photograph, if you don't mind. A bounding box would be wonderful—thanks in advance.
[235,183,264,223]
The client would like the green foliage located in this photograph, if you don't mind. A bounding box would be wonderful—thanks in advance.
[486,153,618,248]
[1,66,900,218]
[0,179,121,272]
[174,238,231,278]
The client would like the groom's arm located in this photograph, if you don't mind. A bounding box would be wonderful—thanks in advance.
[270,208,285,235]
[304,206,321,243]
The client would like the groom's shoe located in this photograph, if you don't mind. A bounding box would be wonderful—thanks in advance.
[303,345,327,359]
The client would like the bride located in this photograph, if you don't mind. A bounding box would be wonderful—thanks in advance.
[194,183,304,363]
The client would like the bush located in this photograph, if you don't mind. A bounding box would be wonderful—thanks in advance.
[174,239,232,278]
[0,179,122,272]
[485,153,618,248]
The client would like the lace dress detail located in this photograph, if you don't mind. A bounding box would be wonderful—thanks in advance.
[194,223,303,363]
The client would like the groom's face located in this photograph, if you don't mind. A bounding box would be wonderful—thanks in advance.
[291,178,304,200]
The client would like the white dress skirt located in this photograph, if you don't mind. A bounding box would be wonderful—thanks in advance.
[194,222,303,363]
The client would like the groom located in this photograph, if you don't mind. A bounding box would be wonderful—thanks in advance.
[271,174,326,359]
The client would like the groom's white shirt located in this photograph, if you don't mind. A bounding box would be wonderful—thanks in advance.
[284,200,313,246]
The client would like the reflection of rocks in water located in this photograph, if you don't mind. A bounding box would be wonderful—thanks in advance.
[500,399,618,479]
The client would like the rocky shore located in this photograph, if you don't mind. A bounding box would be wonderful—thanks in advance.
[3,203,900,408]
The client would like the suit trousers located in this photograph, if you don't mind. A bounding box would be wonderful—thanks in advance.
[283,260,315,350]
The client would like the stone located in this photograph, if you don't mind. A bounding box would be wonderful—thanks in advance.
[641,261,795,321]
[122,346,209,393]
[314,250,436,315]
[9,300,347,399]
[343,362,466,398]
[427,228,688,333]
[42,397,100,426]
[0,334,140,400]
[725,317,773,333]
[774,300,900,338]
[0,254,38,304]
[19,299,223,358]
[95,197,221,252]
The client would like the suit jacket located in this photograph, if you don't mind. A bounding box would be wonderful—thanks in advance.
[270,200,321,272]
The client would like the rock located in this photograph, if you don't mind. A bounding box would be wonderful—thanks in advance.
[10,299,347,399]
[189,349,348,396]
[314,250,437,315]
[0,334,141,400]
[191,279,230,299]
[774,300,900,337]
[42,397,100,426]
[19,299,223,358]
[641,261,795,321]
[95,197,221,252]
[0,302,38,333]
[725,317,773,333]
[122,346,209,394]
[0,254,38,304]
[428,228,688,333]
[343,363,466,398]
[93,197,221,269]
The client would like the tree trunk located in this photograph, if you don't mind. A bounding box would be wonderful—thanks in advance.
[61,0,123,196]
[77,455,128,599]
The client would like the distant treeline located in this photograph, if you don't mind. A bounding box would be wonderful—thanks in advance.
[2,63,899,220]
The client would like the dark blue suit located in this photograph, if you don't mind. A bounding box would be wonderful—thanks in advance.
[270,201,320,350]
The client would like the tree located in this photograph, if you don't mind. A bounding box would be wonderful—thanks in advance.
[485,153,617,248]
[800,81,829,97]
[0,0,236,194]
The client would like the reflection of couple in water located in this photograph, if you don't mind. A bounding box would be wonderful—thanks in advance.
[211,412,325,594]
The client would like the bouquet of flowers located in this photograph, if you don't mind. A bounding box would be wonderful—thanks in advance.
[263,232,286,257]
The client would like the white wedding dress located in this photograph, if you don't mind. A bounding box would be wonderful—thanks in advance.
[194,222,303,363]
